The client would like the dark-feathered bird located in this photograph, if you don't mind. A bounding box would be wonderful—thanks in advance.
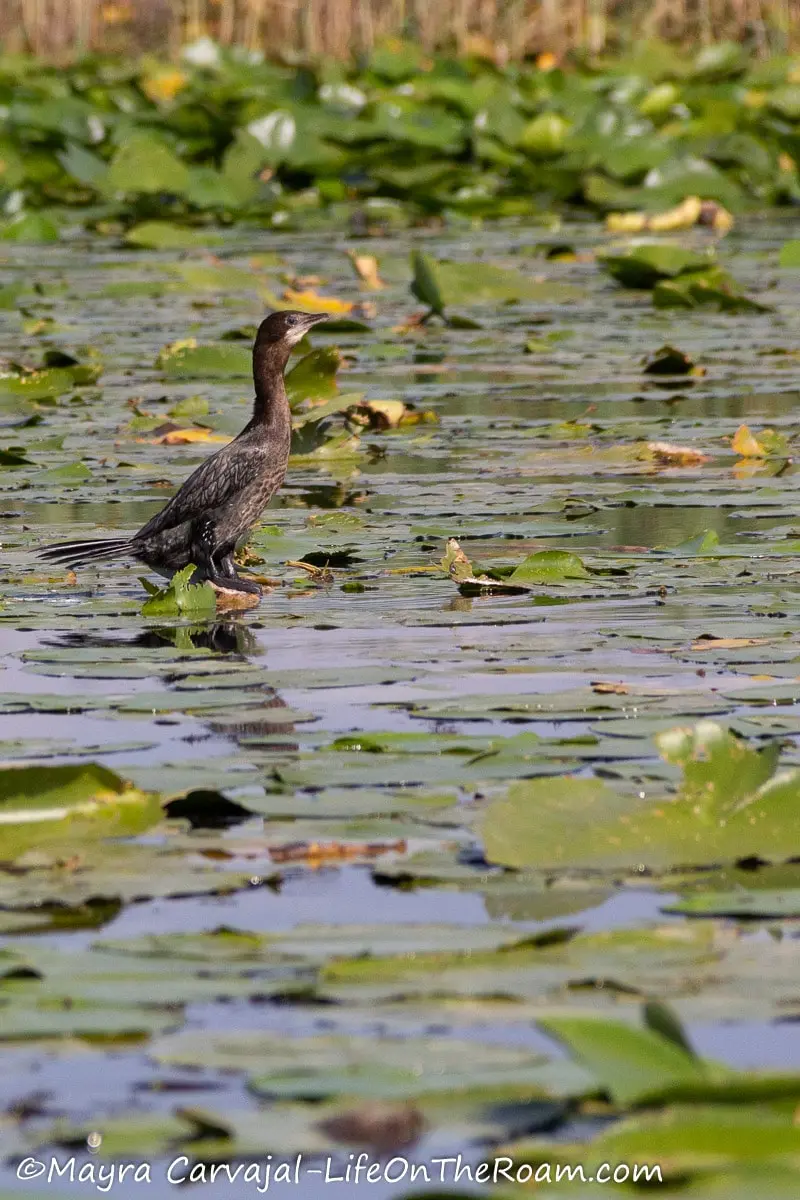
[39,310,329,595]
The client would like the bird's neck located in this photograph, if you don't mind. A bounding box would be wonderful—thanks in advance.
[251,341,291,431]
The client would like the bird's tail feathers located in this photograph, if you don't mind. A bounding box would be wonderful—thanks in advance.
[38,537,132,567]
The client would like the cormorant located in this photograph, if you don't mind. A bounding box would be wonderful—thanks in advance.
[38,310,329,595]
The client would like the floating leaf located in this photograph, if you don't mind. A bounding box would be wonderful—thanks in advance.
[140,564,217,618]
[0,213,59,243]
[732,423,767,457]
[653,268,770,313]
[286,347,342,405]
[520,113,570,158]
[154,1030,575,1102]
[282,288,353,314]
[441,539,590,593]
[599,243,715,288]
[482,721,800,873]
[57,141,109,189]
[646,442,711,466]
[156,340,250,378]
[348,252,385,290]
[539,1015,710,1106]
[666,889,800,918]
[0,763,159,860]
[506,550,591,585]
[150,429,229,445]
[124,222,223,249]
[778,239,800,267]
[107,134,190,196]
[410,250,445,316]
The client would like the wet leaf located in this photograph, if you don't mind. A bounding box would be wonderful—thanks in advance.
[140,565,217,618]
[506,1107,800,1185]
[506,551,591,585]
[441,539,590,593]
[0,763,160,860]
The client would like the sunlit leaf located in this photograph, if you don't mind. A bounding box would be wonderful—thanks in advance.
[140,564,217,618]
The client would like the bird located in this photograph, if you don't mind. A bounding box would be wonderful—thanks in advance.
[38,310,329,596]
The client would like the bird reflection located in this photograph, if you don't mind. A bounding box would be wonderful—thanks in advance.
[43,623,299,751]
[136,622,259,655]
[206,691,298,750]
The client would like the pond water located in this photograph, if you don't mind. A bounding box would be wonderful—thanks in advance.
[2,218,800,1194]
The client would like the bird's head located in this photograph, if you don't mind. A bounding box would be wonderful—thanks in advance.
[258,309,330,348]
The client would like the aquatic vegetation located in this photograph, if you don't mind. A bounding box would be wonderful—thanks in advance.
[4,43,800,235]
[2,140,800,1189]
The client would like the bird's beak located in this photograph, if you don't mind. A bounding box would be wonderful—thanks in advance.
[300,312,330,328]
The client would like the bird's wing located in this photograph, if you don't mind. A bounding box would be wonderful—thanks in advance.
[134,440,263,541]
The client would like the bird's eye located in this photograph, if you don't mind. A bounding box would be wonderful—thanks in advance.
[286,314,299,326]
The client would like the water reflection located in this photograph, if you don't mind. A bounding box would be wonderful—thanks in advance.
[206,692,299,752]
[139,622,260,656]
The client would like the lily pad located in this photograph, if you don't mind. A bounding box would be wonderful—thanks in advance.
[140,564,217,618]
[482,721,800,873]
[599,243,715,288]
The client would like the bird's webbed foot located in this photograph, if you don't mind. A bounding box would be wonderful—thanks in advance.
[215,552,262,595]
[213,573,262,596]
[191,522,262,595]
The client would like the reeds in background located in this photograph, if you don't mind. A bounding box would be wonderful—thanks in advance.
[5,0,800,60]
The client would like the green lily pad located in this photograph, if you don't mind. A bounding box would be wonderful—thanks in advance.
[286,347,342,404]
[140,564,217,618]
[482,721,800,873]
[156,340,251,378]
[599,243,715,288]
[107,134,190,196]
[538,1015,709,1107]
[0,213,60,243]
[152,1031,580,1102]
[124,222,224,250]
